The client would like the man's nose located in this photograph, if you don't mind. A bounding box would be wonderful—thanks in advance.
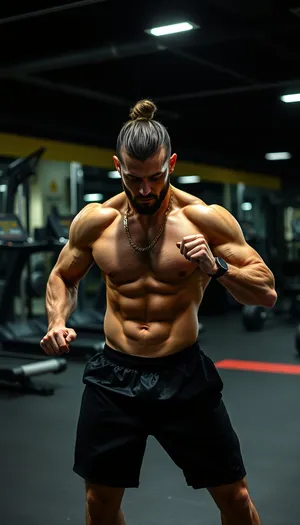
[139,179,152,196]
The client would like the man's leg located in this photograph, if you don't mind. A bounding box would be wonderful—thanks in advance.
[86,506,126,525]
[73,353,148,525]
[208,478,261,525]
[85,482,126,525]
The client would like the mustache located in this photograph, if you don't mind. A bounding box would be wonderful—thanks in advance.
[136,195,157,200]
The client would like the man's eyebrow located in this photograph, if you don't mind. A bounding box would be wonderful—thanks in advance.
[124,171,163,177]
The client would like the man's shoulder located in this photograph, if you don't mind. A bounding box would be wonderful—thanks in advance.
[183,202,240,242]
[183,198,214,221]
[184,200,232,222]
[69,203,119,247]
[74,202,118,227]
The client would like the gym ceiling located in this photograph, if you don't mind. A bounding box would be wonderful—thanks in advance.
[0,0,300,181]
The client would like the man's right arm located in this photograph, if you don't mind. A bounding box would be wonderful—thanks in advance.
[46,236,94,331]
[46,203,117,328]
[41,204,117,355]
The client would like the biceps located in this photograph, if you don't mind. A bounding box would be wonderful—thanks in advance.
[52,242,94,285]
[212,241,262,268]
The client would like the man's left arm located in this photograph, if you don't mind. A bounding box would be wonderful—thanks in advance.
[183,204,277,308]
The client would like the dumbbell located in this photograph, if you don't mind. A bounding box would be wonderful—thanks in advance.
[242,305,268,331]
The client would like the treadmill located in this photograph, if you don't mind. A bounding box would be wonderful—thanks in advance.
[0,213,61,346]
[0,149,103,360]
[47,211,106,335]
[0,213,103,359]
[0,214,67,395]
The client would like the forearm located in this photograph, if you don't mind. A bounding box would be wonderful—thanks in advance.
[46,272,78,329]
[217,262,277,308]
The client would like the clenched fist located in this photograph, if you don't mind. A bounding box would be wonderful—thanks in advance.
[176,234,217,275]
[40,326,77,356]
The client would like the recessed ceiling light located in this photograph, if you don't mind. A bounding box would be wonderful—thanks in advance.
[280,93,300,103]
[177,175,201,184]
[265,152,292,161]
[145,21,198,37]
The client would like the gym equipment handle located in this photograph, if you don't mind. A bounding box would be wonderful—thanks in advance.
[12,358,67,378]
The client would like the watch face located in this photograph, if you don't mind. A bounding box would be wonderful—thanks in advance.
[217,257,228,271]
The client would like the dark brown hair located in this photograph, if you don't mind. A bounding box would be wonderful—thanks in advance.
[116,99,171,163]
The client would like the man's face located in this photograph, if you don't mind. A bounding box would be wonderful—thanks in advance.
[113,148,177,215]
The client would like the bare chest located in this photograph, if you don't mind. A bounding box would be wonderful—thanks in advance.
[92,213,203,285]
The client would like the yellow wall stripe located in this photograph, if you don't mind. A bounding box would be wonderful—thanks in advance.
[0,132,114,168]
[0,132,280,190]
[176,161,280,189]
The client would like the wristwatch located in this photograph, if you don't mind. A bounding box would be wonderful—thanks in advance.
[208,257,228,279]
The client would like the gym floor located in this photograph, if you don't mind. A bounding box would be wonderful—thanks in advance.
[0,311,299,525]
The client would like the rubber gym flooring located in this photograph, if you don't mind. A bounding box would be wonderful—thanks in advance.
[0,311,299,525]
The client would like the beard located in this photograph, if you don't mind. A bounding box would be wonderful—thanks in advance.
[122,176,170,215]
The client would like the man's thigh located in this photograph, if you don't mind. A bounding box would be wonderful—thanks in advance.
[153,396,247,489]
[73,385,148,488]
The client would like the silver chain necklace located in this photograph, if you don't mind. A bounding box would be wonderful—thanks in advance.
[123,191,173,252]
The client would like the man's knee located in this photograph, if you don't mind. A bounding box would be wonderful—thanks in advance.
[86,482,125,525]
[209,478,252,517]
[228,486,251,514]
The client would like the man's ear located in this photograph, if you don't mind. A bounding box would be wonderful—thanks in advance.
[113,155,121,173]
[169,153,177,174]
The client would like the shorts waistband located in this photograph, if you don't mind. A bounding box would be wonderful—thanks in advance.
[103,341,200,371]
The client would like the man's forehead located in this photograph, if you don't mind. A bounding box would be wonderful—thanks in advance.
[122,154,168,174]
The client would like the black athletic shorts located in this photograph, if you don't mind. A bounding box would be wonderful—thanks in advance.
[73,341,246,489]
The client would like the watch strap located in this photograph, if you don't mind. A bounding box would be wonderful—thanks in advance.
[208,257,228,279]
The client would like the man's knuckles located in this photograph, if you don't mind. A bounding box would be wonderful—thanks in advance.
[183,234,203,241]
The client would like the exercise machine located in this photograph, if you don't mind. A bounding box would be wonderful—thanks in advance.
[0,148,67,396]
[0,151,103,360]
[241,198,300,331]
[0,212,62,347]
[0,352,67,396]
[0,212,103,359]
[0,212,67,393]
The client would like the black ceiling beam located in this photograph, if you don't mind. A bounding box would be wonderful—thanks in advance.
[155,78,300,102]
[8,74,179,120]
[0,40,168,75]
[0,0,106,25]
[10,74,133,107]
[167,48,255,83]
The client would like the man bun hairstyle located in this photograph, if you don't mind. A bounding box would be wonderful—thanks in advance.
[129,99,157,121]
[116,99,171,163]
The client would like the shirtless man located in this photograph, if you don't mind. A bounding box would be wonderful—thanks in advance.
[41,99,277,525]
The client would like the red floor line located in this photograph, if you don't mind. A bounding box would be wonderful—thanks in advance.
[215,359,300,375]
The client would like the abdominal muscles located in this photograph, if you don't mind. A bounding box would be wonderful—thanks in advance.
[104,274,205,357]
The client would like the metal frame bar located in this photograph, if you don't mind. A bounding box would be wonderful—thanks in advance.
[9,74,179,119]
[167,48,255,83]
[0,40,167,75]
[0,0,106,25]
[155,78,300,102]
[12,74,132,107]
